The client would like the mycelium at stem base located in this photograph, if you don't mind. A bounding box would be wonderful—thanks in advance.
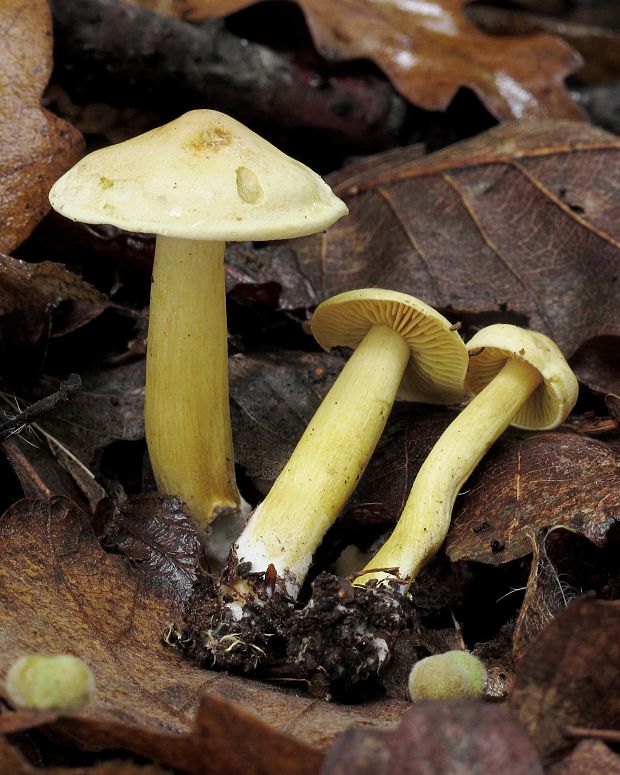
[145,236,240,537]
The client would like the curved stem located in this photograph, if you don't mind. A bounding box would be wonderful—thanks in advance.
[235,324,411,595]
[355,356,542,588]
[145,235,239,531]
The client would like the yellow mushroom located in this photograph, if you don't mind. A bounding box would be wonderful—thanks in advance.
[230,288,469,599]
[357,323,579,588]
[48,110,347,548]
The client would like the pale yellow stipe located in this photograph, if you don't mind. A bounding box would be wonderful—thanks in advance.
[145,235,239,529]
[355,357,543,587]
[235,325,412,594]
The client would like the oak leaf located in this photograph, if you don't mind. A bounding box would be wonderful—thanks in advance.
[280,120,620,392]
[0,497,409,773]
[0,0,84,252]
[129,0,584,121]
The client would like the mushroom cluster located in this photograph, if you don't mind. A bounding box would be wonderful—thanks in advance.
[48,110,580,699]
[181,288,469,671]
[286,323,578,692]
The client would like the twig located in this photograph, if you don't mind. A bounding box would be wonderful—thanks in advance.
[565,724,620,743]
[0,375,82,442]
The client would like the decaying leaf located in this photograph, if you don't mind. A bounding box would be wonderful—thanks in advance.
[231,350,346,495]
[548,739,620,775]
[445,431,620,565]
[33,362,146,470]
[0,0,83,252]
[0,497,409,772]
[283,120,620,389]
[0,253,105,368]
[131,0,583,122]
[511,528,576,661]
[509,597,620,762]
[2,437,87,507]
[322,700,543,774]
[0,736,171,775]
[94,493,202,603]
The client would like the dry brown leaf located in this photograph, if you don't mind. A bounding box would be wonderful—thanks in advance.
[511,528,575,662]
[281,120,620,392]
[0,253,105,357]
[548,740,620,775]
[129,0,583,121]
[445,431,620,565]
[0,736,171,775]
[0,497,409,772]
[0,0,83,252]
[509,597,620,762]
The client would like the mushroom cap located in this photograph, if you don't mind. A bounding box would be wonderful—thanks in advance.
[49,110,348,241]
[466,324,578,430]
[311,289,469,404]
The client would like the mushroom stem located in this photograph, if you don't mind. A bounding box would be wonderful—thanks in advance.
[234,324,411,595]
[355,356,543,588]
[145,235,239,529]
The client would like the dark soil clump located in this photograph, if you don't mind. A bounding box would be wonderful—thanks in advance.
[176,569,418,699]
[286,573,416,699]
[176,562,295,674]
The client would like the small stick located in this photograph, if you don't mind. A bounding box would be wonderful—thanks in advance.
[0,375,82,442]
[565,724,620,743]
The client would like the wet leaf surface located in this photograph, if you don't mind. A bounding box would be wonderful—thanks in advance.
[139,0,583,122]
[0,497,409,771]
[322,699,543,774]
[0,0,83,252]
[509,597,620,762]
[469,4,620,86]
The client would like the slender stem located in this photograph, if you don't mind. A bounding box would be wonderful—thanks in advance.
[145,235,239,531]
[355,357,543,588]
[235,325,411,594]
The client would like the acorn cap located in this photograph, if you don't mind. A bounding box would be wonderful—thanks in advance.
[466,324,578,430]
[49,110,348,241]
[311,289,469,404]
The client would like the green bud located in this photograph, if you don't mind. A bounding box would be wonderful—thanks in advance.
[5,654,95,712]
[408,650,487,702]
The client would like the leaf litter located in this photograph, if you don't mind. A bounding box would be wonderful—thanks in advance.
[1,3,620,772]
